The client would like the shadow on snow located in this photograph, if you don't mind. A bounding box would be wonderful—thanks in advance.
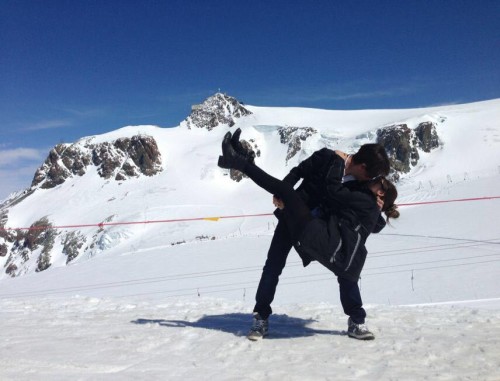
[131,313,345,339]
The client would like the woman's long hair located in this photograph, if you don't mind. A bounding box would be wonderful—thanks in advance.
[374,176,400,221]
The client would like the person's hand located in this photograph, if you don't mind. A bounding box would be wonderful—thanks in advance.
[376,196,384,210]
[335,150,349,160]
[273,196,285,210]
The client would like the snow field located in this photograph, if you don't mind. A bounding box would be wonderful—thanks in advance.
[0,296,498,381]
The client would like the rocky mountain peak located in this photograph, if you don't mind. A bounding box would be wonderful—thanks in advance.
[185,93,252,130]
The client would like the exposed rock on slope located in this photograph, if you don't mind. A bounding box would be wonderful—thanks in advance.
[415,122,440,152]
[32,135,163,189]
[376,122,440,179]
[1,214,129,277]
[0,213,14,260]
[278,126,317,162]
[3,217,56,276]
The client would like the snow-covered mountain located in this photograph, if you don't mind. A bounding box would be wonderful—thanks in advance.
[0,93,499,278]
[1,94,499,380]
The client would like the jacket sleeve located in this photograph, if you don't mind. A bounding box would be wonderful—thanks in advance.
[282,148,336,186]
[372,214,386,233]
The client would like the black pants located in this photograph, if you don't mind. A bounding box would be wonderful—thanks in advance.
[253,218,366,323]
[243,163,367,324]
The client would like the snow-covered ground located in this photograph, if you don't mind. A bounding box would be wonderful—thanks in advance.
[1,176,499,380]
[1,297,498,381]
[1,98,499,380]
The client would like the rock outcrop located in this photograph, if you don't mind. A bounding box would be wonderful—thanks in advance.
[0,244,7,257]
[1,214,128,277]
[376,122,440,180]
[0,213,14,258]
[3,217,57,276]
[278,127,317,162]
[32,135,163,189]
[62,231,87,264]
[415,121,440,152]
[185,93,252,130]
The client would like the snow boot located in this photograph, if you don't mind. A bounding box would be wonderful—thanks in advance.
[347,318,375,340]
[247,312,269,341]
[217,131,250,171]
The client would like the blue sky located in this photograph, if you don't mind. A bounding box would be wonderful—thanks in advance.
[0,0,499,199]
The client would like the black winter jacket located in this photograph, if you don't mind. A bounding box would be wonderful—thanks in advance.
[280,148,384,281]
[279,147,385,231]
[322,155,381,280]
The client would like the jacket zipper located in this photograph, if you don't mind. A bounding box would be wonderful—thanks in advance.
[330,237,343,263]
[345,224,362,271]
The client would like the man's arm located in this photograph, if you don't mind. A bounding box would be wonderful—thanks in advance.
[282,147,335,186]
[275,148,338,206]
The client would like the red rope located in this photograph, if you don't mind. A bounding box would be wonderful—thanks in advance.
[398,196,500,206]
[1,197,499,232]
